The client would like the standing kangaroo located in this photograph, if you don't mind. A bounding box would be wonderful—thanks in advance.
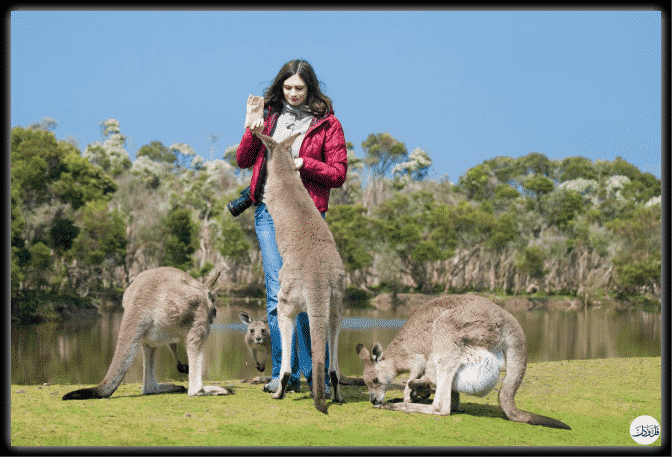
[356,294,570,430]
[255,132,345,414]
[62,267,231,400]
[239,312,271,372]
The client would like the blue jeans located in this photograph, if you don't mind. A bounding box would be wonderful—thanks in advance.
[254,203,329,387]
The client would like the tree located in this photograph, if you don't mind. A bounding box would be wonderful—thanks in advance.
[545,189,585,229]
[361,133,407,208]
[606,205,661,295]
[558,156,597,182]
[327,204,374,285]
[522,174,554,213]
[331,142,364,205]
[68,200,128,293]
[518,151,554,177]
[163,207,199,271]
[83,119,132,177]
[374,191,456,293]
[217,214,252,284]
[137,140,177,164]
[11,126,118,300]
[482,156,526,187]
[458,164,498,201]
[391,147,432,190]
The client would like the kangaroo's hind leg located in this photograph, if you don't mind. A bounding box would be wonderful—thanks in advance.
[272,282,299,400]
[142,344,186,395]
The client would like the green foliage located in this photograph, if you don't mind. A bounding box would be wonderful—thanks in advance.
[522,174,554,212]
[71,200,127,267]
[328,205,374,272]
[12,127,117,210]
[190,261,214,280]
[482,156,526,185]
[361,132,408,178]
[137,140,177,164]
[374,191,456,292]
[558,156,597,181]
[217,214,252,284]
[486,213,517,252]
[606,205,661,294]
[163,207,199,271]
[519,151,554,177]
[545,189,585,229]
[458,164,497,201]
[516,245,546,279]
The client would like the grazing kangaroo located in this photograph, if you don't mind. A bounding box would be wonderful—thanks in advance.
[356,294,570,430]
[255,132,346,414]
[62,267,231,400]
[239,312,271,372]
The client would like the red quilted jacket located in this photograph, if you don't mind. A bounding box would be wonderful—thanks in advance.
[236,105,347,213]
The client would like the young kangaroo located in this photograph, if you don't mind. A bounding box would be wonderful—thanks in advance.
[62,267,231,400]
[239,312,271,372]
[255,132,346,414]
[356,294,571,430]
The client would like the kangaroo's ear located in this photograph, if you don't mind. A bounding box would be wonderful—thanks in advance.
[239,312,252,325]
[261,315,268,324]
[371,342,384,363]
[205,270,222,291]
[356,343,370,363]
[256,133,276,152]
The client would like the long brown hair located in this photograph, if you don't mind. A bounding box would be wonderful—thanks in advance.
[263,59,333,118]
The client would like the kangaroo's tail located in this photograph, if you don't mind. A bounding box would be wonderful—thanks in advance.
[498,328,571,430]
[308,308,328,414]
[62,314,144,401]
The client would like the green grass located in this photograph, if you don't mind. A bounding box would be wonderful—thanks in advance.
[11,357,662,448]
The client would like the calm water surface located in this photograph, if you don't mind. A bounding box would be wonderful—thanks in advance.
[10,304,661,386]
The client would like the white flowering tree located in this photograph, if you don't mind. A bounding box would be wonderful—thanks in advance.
[391,147,433,190]
[83,119,132,176]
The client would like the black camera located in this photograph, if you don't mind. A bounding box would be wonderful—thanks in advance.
[227,186,254,217]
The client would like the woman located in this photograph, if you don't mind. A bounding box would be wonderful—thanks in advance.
[236,59,347,394]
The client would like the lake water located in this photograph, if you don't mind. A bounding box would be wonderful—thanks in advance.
[10,304,661,386]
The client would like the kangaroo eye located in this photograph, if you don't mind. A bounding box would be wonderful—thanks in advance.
[373,378,379,384]
[261,329,266,333]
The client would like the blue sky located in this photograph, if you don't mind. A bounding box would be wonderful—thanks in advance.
[10,9,662,183]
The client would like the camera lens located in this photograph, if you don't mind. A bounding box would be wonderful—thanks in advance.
[227,186,253,217]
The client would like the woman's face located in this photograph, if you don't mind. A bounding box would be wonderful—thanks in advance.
[283,74,308,106]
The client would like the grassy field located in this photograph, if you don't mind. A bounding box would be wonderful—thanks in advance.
[10,357,662,449]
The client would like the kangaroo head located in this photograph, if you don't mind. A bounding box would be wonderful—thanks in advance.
[356,342,395,405]
[240,312,271,372]
[256,133,301,169]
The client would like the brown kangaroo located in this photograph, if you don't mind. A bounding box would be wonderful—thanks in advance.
[356,294,570,429]
[62,267,231,400]
[239,312,271,372]
[255,132,346,414]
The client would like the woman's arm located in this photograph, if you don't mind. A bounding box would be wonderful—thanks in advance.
[236,127,263,169]
[300,118,348,188]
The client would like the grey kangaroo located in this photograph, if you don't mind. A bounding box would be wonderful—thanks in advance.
[356,294,570,429]
[239,312,271,372]
[255,132,346,414]
[62,267,231,400]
